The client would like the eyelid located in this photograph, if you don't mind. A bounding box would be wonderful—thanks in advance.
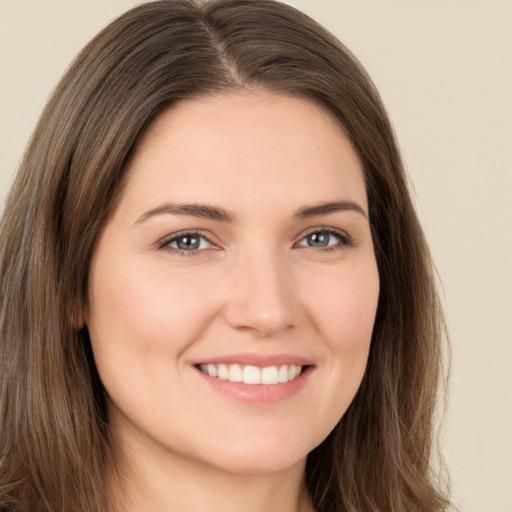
[157,229,219,253]
[156,226,353,255]
[294,226,353,248]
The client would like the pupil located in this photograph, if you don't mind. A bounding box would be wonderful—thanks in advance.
[308,232,328,247]
[177,236,199,250]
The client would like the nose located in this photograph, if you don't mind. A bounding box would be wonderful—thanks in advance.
[223,248,298,337]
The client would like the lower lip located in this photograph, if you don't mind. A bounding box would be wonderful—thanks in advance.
[195,366,313,403]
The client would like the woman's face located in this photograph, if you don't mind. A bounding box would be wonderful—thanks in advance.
[86,91,379,475]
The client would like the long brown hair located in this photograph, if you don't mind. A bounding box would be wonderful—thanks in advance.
[0,1,449,510]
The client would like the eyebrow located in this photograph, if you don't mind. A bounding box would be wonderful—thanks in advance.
[134,199,367,226]
[134,203,235,225]
[294,201,367,219]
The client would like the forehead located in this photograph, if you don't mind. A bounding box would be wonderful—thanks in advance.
[120,90,366,216]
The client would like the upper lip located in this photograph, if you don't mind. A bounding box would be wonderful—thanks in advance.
[194,353,314,367]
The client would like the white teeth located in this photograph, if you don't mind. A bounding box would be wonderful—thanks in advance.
[228,364,243,382]
[217,364,229,380]
[243,365,261,384]
[278,365,289,383]
[199,364,303,385]
[261,366,279,385]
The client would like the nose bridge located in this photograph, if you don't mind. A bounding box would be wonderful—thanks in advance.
[224,242,297,336]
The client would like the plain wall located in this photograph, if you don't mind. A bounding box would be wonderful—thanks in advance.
[1,1,511,511]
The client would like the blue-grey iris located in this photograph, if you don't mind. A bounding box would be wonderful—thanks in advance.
[177,235,200,250]
[307,232,330,247]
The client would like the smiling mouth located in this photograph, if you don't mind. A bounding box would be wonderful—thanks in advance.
[197,364,303,385]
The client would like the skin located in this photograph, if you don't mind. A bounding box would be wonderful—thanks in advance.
[86,90,380,512]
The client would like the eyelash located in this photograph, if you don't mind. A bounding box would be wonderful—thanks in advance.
[158,230,214,256]
[295,228,353,251]
[158,228,353,256]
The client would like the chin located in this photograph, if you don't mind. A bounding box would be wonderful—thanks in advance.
[204,450,308,476]
[189,430,318,476]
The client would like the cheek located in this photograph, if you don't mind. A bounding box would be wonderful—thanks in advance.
[86,258,222,381]
[91,259,213,331]
[301,260,379,423]
[306,261,379,352]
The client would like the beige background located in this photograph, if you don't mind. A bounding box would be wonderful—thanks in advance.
[1,1,511,510]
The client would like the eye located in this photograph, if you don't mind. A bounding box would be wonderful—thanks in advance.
[160,232,213,253]
[296,229,349,249]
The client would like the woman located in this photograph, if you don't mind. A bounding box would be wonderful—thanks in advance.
[0,1,449,511]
